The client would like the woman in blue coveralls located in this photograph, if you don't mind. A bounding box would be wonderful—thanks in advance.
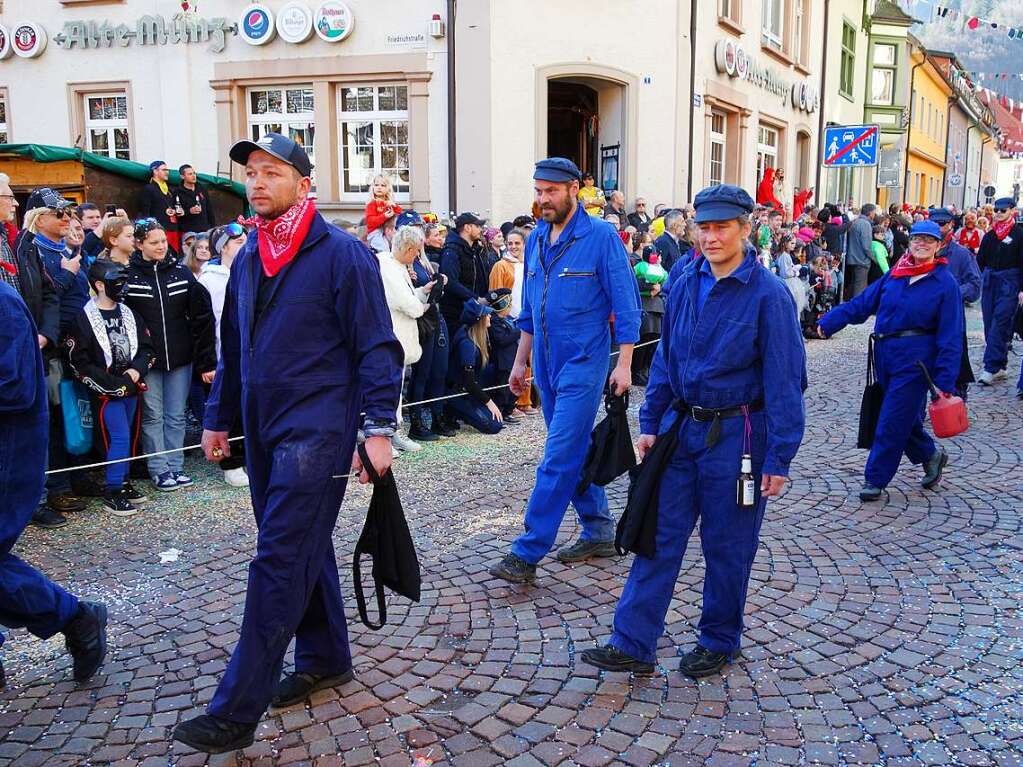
[581,184,806,679]
[975,197,1023,388]
[818,220,963,502]
[446,299,504,434]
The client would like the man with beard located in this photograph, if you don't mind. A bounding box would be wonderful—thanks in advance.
[172,133,403,753]
[489,157,641,583]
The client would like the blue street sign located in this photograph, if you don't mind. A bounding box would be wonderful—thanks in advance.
[823,124,880,167]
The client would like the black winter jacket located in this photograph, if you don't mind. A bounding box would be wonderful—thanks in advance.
[439,231,490,328]
[136,182,177,232]
[174,182,217,234]
[13,229,60,345]
[65,302,155,398]
[123,252,216,373]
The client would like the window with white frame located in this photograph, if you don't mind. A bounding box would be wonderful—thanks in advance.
[757,124,779,187]
[762,0,784,50]
[720,0,740,24]
[84,93,130,159]
[338,84,410,199]
[839,22,856,98]
[709,112,727,187]
[871,44,897,106]
[247,86,316,188]
[793,0,808,66]
[0,91,8,143]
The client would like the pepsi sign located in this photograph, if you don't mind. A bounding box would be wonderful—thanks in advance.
[239,4,275,46]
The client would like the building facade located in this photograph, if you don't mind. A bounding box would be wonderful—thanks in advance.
[904,35,950,209]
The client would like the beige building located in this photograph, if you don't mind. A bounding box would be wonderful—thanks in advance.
[691,0,824,208]
[0,0,699,222]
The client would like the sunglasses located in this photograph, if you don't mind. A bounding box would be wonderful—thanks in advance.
[46,208,72,219]
[994,207,1009,213]
[224,222,245,238]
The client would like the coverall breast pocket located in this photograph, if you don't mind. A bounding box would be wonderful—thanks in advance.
[713,319,756,369]
[558,271,597,313]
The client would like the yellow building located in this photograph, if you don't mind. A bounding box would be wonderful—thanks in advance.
[905,35,952,207]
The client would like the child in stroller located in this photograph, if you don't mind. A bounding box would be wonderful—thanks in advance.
[801,256,837,338]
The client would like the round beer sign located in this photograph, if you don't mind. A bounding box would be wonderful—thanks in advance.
[315,1,355,43]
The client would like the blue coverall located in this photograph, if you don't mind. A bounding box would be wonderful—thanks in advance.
[446,324,503,435]
[977,224,1023,375]
[512,208,642,565]
[203,215,403,724]
[0,282,79,654]
[609,251,806,663]
[820,263,963,489]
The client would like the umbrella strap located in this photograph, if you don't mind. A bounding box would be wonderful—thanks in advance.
[353,546,387,631]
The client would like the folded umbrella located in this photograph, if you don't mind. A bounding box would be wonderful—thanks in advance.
[352,443,422,630]
[576,388,637,495]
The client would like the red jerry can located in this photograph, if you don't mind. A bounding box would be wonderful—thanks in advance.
[916,361,969,438]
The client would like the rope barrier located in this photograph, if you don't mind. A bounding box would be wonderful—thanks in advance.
[43,338,662,477]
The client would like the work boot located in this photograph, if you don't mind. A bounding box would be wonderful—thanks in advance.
[921,448,948,489]
[489,553,536,584]
[46,493,86,513]
[580,645,655,675]
[173,714,257,754]
[408,410,439,442]
[678,645,740,679]
[63,601,108,683]
[271,669,355,709]
[859,485,883,502]
[556,538,617,563]
[32,507,68,529]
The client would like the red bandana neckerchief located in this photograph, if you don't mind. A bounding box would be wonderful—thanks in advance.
[245,197,316,277]
[889,253,947,280]
[992,217,1015,242]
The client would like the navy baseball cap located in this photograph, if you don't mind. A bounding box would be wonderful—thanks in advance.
[230,132,313,178]
[24,187,74,213]
[396,210,424,229]
[928,208,955,225]
[693,184,755,223]
[993,197,1016,209]
[534,157,582,183]
[454,212,486,230]
[909,220,942,240]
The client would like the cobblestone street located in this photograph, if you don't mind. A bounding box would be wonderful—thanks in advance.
[1,313,1021,767]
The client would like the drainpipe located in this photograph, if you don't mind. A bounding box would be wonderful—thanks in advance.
[939,95,953,206]
[446,0,457,216]
[977,133,988,206]
[814,0,831,195]
[686,0,698,201]
[903,58,925,204]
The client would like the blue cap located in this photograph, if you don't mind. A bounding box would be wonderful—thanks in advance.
[24,187,74,213]
[909,220,942,240]
[396,210,423,229]
[533,157,582,183]
[993,196,1016,209]
[148,160,167,171]
[459,299,493,326]
[693,184,756,223]
[230,132,313,178]
[927,208,954,225]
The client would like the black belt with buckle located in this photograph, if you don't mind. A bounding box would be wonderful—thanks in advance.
[872,329,934,340]
[674,399,764,448]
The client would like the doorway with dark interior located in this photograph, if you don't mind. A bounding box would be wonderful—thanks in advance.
[547,81,598,177]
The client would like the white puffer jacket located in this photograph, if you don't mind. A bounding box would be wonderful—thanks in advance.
[376,251,429,365]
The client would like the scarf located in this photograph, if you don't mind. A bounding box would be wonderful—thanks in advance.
[993,217,1015,241]
[244,197,316,277]
[33,232,67,255]
[889,253,947,279]
[154,178,169,196]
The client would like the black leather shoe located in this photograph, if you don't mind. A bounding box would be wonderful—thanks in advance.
[921,448,948,490]
[63,601,108,682]
[859,485,883,502]
[32,507,68,529]
[46,493,87,513]
[678,645,739,678]
[489,553,536,584]
[173,714,257,754]
[580,645,655,675]
[556,539,617,563]
[271,669,355,708]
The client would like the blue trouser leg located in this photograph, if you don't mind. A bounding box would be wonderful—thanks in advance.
[981,269,1020,374]
[511,372,614,565]
[864,346,936,489]
[208,409,353,723]
[409,331,436,407]
[447,395,502,434]
[428,319,450,423]
[610,414,768,662]
[293,545,352,676]
[101,397,136,491]
[141,365,192,477]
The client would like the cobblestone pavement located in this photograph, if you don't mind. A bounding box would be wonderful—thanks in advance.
[2,311,1022,767]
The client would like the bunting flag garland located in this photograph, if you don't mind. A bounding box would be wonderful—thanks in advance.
[931,5,1023,41]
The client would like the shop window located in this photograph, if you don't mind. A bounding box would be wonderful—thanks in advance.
[0,91,8,143]
[84,93,131,160]
[338,84,410,200]
[247,86,316,190]
[757,124,779,187]
[709,112,727,187]
[839,22,856,99]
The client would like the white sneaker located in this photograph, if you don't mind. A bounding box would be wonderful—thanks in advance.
[977,370,995,386]
[391,445,400,459]
[391,432,421,453]
[223,467,249,488]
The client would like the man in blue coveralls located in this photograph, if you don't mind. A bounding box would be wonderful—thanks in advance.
[581,185,806,678]
[173,134,403,754]
[976,197,1023,387]
[0,281,109,690]
[489,158,642,584]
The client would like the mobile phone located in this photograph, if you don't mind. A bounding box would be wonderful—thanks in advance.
[105,204,117,216]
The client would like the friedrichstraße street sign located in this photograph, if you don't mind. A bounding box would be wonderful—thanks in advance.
[823,124,880,167]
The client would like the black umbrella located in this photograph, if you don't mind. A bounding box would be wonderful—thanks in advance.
[352,443,421,630]
[576,388,637,495]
